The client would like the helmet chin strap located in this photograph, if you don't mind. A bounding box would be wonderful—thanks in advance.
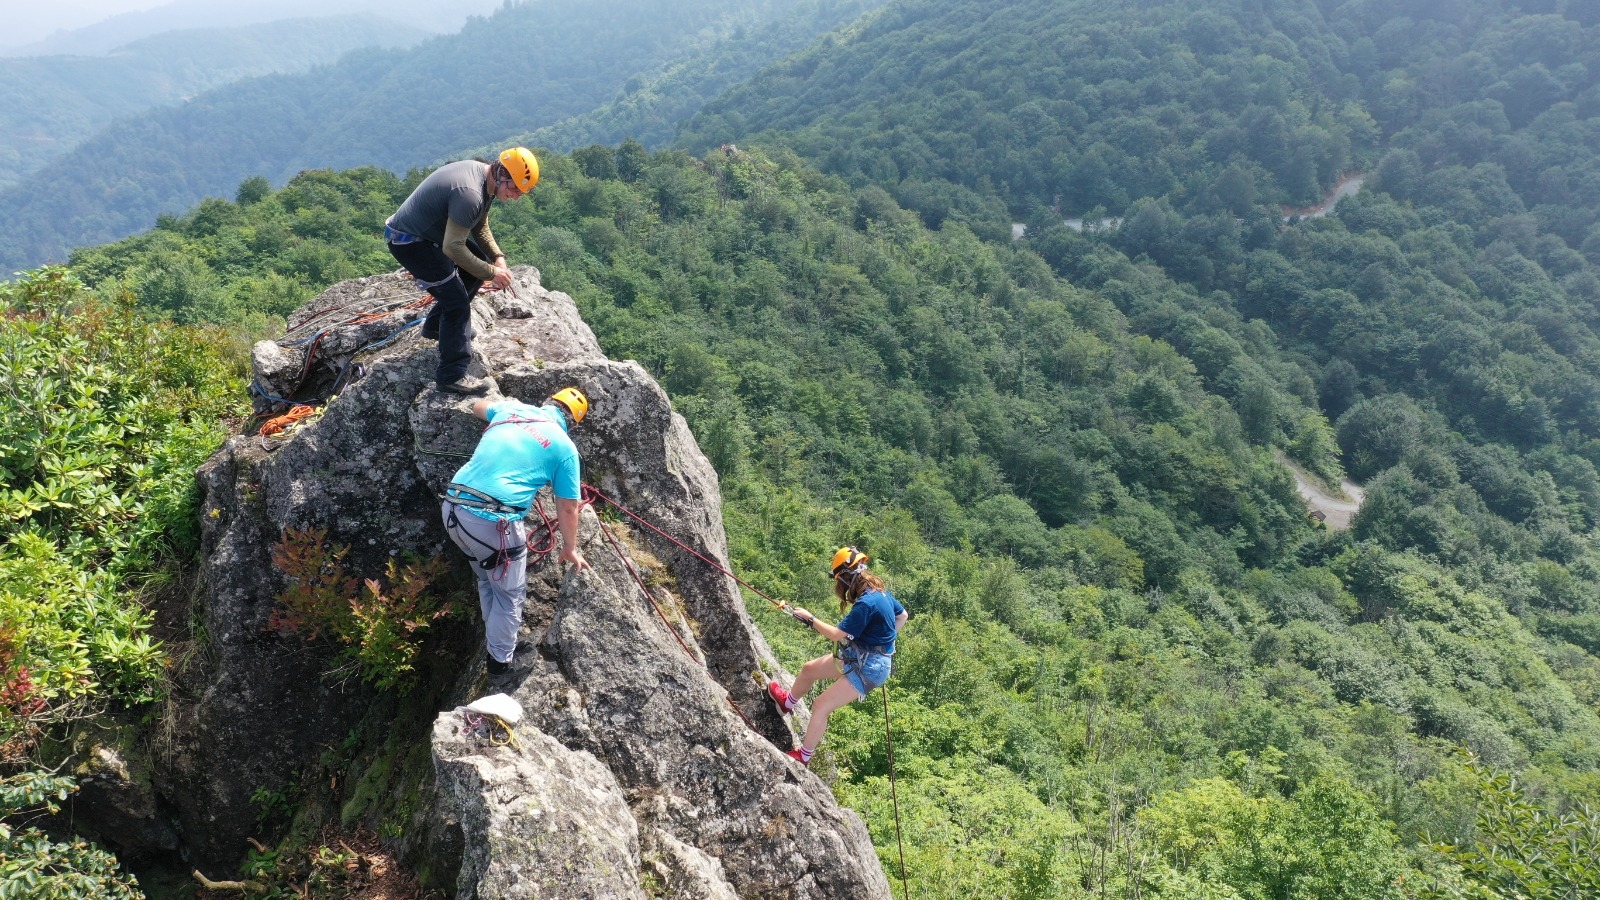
[838,565,866,594]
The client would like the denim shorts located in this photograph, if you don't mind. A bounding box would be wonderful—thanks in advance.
[840,645,893,696]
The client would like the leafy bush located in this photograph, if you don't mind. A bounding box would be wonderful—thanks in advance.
[1418,754,1600,900]
[1141,774,1403,899]
[0,771,142,899]
[270,528,450,689]
[0,267,243,754]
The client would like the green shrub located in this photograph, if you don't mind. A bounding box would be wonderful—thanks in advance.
[1419,754,1600,899]
[0,771,143,899]
[270,528,451,689]
[0,267,244,754]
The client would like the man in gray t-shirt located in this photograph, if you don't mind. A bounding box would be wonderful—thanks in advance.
[384,147,540,394]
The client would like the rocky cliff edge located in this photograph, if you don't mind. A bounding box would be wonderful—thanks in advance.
[113,268,888,898]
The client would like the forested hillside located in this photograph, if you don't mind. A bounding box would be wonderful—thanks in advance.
[688,0,1600,720]
[3,0,498,56]
[483,0,887,154]
[0,16,427,191]
[51,131,1600,894]
[684,0,1600,235]
[0,0,873,275]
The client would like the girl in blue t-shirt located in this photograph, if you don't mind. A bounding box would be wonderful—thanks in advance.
[768,547,908,766]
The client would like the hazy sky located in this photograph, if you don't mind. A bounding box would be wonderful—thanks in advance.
[4,0,169,47]
[1,0,501,53]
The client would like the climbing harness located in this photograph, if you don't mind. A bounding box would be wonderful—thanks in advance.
[445,482,527,516]
[443,502,527,580]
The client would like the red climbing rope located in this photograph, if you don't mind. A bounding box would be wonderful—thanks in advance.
[582,493,759,731]
[523,496,562,561]
[581,484,802,619]
[581,482,911,892]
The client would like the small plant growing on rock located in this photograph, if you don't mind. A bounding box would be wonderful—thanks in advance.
[270,528,450,689]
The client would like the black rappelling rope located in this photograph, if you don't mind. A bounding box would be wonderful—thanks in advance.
[881,683,912,900]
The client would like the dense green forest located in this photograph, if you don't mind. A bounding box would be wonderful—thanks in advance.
[0,0,874,275]
[52,133,1600,894]
[9,0,1600,895]
[0,16,426,192]
[678,0,1600,659]
[684,0,1600,238]
[480,0,887,155]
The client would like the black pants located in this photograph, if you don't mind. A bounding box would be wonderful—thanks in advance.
[387,240,489,385]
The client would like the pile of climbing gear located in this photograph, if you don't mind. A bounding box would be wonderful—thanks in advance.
[246,283,436,438]
[461,693,523,749]
[257,403,324,450]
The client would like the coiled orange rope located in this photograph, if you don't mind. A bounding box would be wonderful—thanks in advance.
[259,404,317,438]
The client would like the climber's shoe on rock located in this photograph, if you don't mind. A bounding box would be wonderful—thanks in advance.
[439,374,491,396]
[768,681,798,713]
[486,653,519,692]
[787,747,813,766]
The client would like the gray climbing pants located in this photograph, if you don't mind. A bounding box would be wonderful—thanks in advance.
[441,500,527,664]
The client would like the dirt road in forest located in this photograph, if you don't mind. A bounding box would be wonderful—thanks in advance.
[1282,174,1365,220]
[1275,451,1365,529]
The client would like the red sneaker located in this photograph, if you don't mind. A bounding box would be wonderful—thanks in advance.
[787,747,813,765]
[767,681,797,712]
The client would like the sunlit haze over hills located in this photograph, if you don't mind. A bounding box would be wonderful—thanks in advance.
[2,0,502,55]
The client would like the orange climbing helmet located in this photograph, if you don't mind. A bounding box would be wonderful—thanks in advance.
[830,546,870,578]
[548,386,588,425]
[499,147,540,193]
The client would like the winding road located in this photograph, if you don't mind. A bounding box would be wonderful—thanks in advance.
[1275,451,1365,530]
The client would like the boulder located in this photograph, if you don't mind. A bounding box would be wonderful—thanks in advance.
[434,709,643,900]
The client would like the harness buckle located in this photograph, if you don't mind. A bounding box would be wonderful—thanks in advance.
[444,482,526,516]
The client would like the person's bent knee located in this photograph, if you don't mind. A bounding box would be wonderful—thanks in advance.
[803,656,839,678]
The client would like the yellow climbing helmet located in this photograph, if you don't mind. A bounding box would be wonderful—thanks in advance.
[830,546,870,578]
[499,147,540,193]
[549,386,588,424]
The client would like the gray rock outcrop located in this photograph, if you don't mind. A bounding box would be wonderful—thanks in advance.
[156,268,890,897]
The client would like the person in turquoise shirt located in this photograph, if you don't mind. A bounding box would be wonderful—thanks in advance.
[768,547,908,765]
[441,387,590,683]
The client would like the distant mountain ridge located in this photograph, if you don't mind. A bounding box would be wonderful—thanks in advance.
[0,16,428,191]
[0,0,869,273]
[2,0,501,57]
